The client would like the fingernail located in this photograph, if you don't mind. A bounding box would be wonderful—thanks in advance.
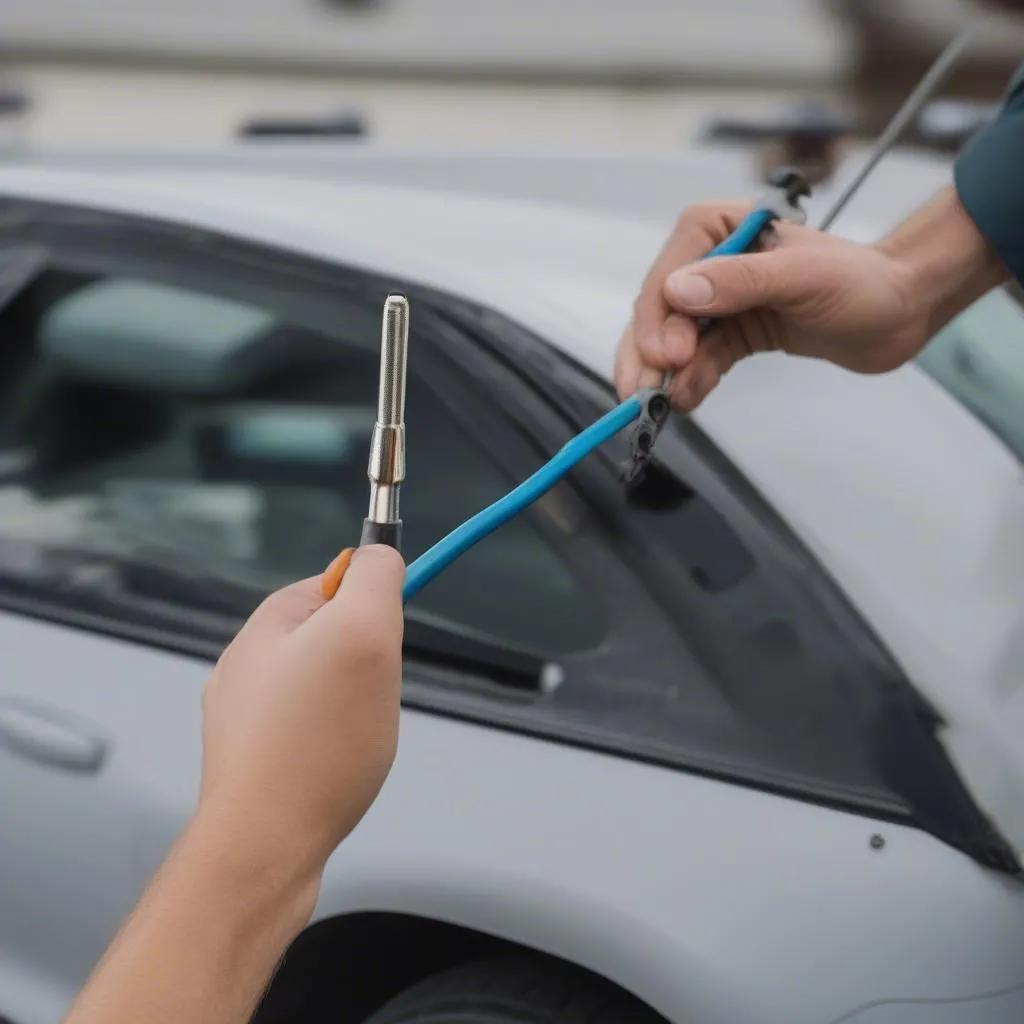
[352,544,404,566]
[666,272,714,309]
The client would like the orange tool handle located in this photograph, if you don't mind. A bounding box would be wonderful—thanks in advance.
[320,547,355,600]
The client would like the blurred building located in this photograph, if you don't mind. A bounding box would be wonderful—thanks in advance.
[0,1,845,83]
[0,1,1018,149]
[834,0,1024,130]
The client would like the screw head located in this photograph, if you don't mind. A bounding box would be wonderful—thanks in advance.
[869,834,886,851]
[647,393,670,425]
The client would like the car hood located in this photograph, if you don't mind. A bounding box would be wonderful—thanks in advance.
[0,158,1021,851]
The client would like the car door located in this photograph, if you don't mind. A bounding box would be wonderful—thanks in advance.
[0,196,1016,1024]
[0,203,660,1023]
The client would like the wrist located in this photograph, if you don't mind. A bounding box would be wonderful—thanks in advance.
[874,185,1009,342]
[181,804,324,933]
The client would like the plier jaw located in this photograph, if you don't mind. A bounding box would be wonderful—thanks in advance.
[621,166,811,491]
[619,387,672,486]
[756,166,811,226]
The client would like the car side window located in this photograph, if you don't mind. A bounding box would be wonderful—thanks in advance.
[916,283,1024,462]
[0,270,605,655]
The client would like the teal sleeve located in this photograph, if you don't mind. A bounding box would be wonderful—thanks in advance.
[954,66,1024,283]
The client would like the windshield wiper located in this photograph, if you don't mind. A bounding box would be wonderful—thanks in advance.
[402,613,553,693]
[0,544,554,691]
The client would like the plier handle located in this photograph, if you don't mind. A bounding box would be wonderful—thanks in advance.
[620,167,810,487]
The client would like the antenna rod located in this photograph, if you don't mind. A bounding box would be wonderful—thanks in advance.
[817,25,976,232]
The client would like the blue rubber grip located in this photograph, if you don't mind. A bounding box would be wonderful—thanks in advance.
[402,395,644,604]
[703,208,775,259]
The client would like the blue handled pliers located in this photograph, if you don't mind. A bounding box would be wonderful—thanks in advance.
[401,168,810,604]
[618,167,810,487]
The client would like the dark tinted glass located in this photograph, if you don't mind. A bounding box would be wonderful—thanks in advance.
[0,270,604,654]
[916,283,1024,462]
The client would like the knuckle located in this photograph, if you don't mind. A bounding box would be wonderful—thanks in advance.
[672,208,695,233]
[677,200,715,225]
[688,200,720,221]
[679,200,742,233]
[733,258,765,293]
[674,203,709,235]
[722,256,771,302]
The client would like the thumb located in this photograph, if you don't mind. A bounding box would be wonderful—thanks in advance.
[663,249,809,320]
[300,543,406,656]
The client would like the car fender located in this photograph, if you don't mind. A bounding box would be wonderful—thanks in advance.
[311,707,1024,1024]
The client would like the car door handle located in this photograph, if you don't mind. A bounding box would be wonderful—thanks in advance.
[0,697,108,773]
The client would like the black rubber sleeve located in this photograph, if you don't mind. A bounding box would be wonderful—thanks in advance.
[360,518,402,552]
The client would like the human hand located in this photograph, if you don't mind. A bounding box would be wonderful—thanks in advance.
[614,199,928,411]
[196,544,406,877]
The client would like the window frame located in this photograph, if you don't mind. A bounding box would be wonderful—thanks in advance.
[0,194,683,708]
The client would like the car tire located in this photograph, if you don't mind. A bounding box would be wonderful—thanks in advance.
[362,956,667,1024]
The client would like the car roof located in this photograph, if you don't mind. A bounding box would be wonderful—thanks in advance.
[0,149,1021,845]
[0,137,954,228]
[0,139,954,355]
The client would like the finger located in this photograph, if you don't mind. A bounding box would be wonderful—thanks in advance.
[637,364,664,391]
[667,334,742,412]
[632,200,754,367]
[662,314,699,368]
[301,544,406,657]
[237,575,328,643]
[613,319,642,399]
[663,246,811,322]
[638,315,698,408]
[635,327,673,370]
[339,544,406,605]
[614,319,666,399]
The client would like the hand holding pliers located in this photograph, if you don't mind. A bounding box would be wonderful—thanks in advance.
[619,167,810,487]
[327,169,811,605]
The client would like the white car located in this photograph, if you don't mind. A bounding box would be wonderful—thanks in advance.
[0,142,1023,1024]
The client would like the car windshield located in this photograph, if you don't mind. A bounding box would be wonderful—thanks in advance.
[916,283,1024,462]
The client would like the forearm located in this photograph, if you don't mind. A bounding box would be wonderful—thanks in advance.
[876,184,1009,342]
[63,813,321,1024]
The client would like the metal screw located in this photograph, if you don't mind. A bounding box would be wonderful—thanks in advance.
[869,834,886,851]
